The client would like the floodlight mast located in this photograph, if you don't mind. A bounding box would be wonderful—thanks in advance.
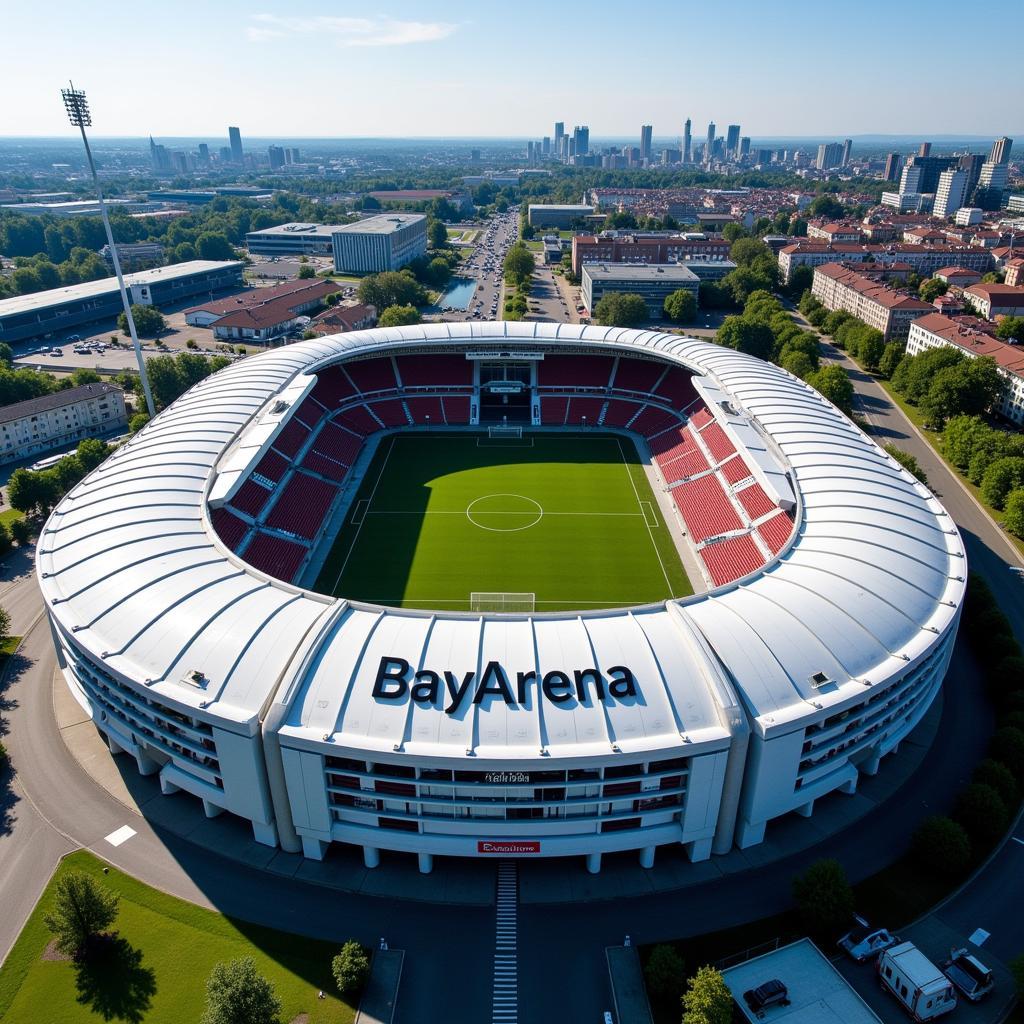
[62,82,155,417]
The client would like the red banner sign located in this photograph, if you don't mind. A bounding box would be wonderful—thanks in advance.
[477,840,541,854]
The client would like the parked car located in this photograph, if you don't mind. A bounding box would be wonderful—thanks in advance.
[743,979,789,1013]
[942,949,994,1002]
[838,919,898,962]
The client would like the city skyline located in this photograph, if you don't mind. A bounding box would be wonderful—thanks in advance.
[5,0,1022,138]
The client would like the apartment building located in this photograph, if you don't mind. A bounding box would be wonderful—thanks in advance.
[962,284,1024,320]
[811,263,933,339]
[778,242,994,284]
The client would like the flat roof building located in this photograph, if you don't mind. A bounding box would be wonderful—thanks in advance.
[0,382,127,464]
[572,234,731,276]
[246,222,351,257]
[812,263,933,339]
[527,204,595,229]
[581,263,700,317]
[0,260,244,345]
[0,199,161,218]
[330,213,427,274]
[778,241,994,284]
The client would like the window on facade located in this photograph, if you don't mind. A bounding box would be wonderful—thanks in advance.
[379,817,419,833]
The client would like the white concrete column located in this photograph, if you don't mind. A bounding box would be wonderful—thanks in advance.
[687,837,713,862]
[107,733,127,756]
[862,752,882,776]
[363,846,380,869]
[840,776,857,795]
[158,775,180,796]
[418,852,433,874]
[586,852,602,874]
[302,835,327,861]
[134,749,160,776]
[735,817,766,849]
[639,846,656,869]
[202,799,224,818]
[796,799,814,818]
[251,819,278,848]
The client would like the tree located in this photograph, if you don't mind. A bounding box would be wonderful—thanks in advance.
[0,606,10,651]
[43,871,120,958]
[297,264,316,279]
[10,517,32,546]
[883,444,928,485]
[918,277,948,303]
[681,965,733,1024]
[594,292,648,327]
[119,303,165,338]
[792,858,854,934]
[807,194,845,220]
[891,346,964,403]
[990,727,1024,779]
[378,304,422,327]
[996,316,1024,344]
[663,289,696,324]
[644,944,686,1003]
[7,467,47,516]
[878,341,905,380]
[781,349,815,379]
[858,330,885,372]
[1003,488,1024,538]
[972,759,1019,808]
[357,271,427,311]
[919,358,1005,429]
[822,309,852,337]
[910,816,971,877]
[721,222,746,242]
[729,237,770,267]
[331,940,370,997]
[980,457,1024,510]
[954,783,1009,847]
[716,316,774,361]
[427,219,449,249]
[806,364,854,414]
[202,957,281,1024]
[196,232,236,261]
[503,243,535,289]
[786,263,814,297]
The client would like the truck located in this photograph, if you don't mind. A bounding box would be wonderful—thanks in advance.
[877,942,957,1020]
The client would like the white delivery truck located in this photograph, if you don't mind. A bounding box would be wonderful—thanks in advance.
[877,942,957,1020]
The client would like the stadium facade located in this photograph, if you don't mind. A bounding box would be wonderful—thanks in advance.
[38,324,964,874]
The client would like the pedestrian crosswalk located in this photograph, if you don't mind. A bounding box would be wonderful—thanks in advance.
[492,861,519,1024]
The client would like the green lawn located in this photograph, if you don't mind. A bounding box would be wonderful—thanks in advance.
[315,432,692,611]
[0,508,24,529]
[0,852,357,1024]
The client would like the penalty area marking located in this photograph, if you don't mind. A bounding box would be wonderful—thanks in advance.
[466,494,543,533]
[476,436,535,448]
[104,825,137,847]
[350,499,369,525]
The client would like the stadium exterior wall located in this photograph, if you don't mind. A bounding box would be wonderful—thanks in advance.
[38,323,965,875]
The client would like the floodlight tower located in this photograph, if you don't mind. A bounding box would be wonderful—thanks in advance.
[62,82,155,417]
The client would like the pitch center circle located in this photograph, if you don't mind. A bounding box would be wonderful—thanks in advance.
[466,493,543,533]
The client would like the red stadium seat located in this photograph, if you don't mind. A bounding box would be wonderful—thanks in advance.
[442,395,471,425]
[272,418,311,459]
[699,421,736,463]
[311,366,357,408]
[370,398,410,428]
[736,483,777,521]
[601,399,642,428]
[242,532,308,582]
[231,479,274,518]
[719,455,753,485]
[210,506,249,552]
[406,396,444,424]
[610,358,666,394]
[671,474,742,542]
[700,534,765,586]
[266,473,339,540]
[688,407,713,430]
[254,449,289,483]
[541,396,568,425]
[628,405,680,439]
[655,368,698,408]
[537,355,614,388]
[758,512,794,554]
[337,404,381,436]
[395,355,474,387]
[566,397,604,425]
[345,357,397,394]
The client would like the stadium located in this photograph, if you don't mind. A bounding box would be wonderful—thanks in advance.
[38,323,965,875]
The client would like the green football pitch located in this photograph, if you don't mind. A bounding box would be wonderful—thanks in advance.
[314,432,692,612]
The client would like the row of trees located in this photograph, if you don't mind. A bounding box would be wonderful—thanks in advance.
[698,237,782,310]
[7,438,113,517]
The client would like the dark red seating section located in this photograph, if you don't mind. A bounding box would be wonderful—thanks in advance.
[254,449,289,483]
[611,359,665,393]
[671,475,742,542]
[566,397,604,425]
[541,396,568,425]
[406,397,444,423]
[701,534,765,587]
[442,396,471,424]
[601,399,641,428]
[311,367,356,408]
[244,532,307,581]
[311,422,362,467]
[396,354,473,387]
[338,404,381,436]
[538,355,614,388]
[700,421,736,463]
[301,450,348,483]
[656,368,698,409]
[293,395,330,428]
[266,474,339,540]
[758,512,794,554]
[346,357,397,394]
[273,418,311,458]
[649,426,692,460]
[232,479,273,517]
[211,507,248,552]
[370,398,409,428]
[737,483,776,521]
[629,405,680,439]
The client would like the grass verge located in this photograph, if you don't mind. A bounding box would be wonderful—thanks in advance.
[0,851,357,1024]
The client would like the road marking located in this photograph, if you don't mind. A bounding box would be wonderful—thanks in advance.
[492,861,519,1024]
[104,825,137,847]
[968,928,990,946]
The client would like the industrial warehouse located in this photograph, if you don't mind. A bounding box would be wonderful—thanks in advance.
[37,323,963,875]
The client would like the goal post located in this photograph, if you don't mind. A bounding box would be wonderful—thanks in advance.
[470,592,536,613]
[487,425,523,439]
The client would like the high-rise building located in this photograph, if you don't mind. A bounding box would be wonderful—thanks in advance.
[726,124,741,159]
[148,136,171,172]
[639,124,653,162]
[683,119,692,163]
[470,148,481,162]
[197,143,210,167]
[527,141,535,163]
[990,136,1013,164]
[554,122,564,159]
[959,153,985,193]
[268,145,285,170]
[841,139,852,166]
[979,161,1009,190]
[228,126,243,164]
[918,142,932,157]
[706,122,715,163]
[218,146,232,164]
[899,163,923,194]
[816,142,843,171]
[542,137,550,156]
[739,137,750,160]
[756,149,773,167]
[933,169,969,218]
[573,125,589,157]
[883,152,902,182]
[903,154,958,193]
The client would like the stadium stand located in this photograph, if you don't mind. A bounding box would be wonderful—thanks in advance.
[310,367,356,408]
[345,357,397,394]
[720,455,753,485]
[759,512,794,554]
[243,532,308,580]
[266,474,339,540]
[566,397,605,425]
[254,449,289,483]
[541,396,569,426]
[700,534,765,586]
[671,474,742,541]
[660,449,710,485]
[337,404,381,436]
[655,368,698,408]
[310,422,362,466]
[396,354,474,388]
[538,354,614,388]
[610,358,665,393]
[629,405,681,439]
[301,450,348,483]
[601,399,642,428]
[232,478,274,518]
[442,395,471,424]
[369,398,410,428]
[700,421,736,463]
[405,396,445,423]
[210,506,249,552]
[273,418,311,458]
[688,407,714,430]
[736,483,777,521]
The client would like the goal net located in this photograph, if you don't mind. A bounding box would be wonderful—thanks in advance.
[470,592,536,613]
[487,425,523,439]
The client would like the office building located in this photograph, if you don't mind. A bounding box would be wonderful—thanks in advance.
[640,125,653,163]
[572,125,589,157]
[542,137,550,156]
[726,125,741,159]
[755,149,773,167]
[979,161,1009,191]
[331,213,427,273]
[705,122,715,162]
[899,163,923,194]
[228,126,243,164]
[811,263,934,339]
[245,221,349,256]
[554,122,564,152]
[197,143,210,167]
[571,234,731,275]
[149,136,171,172]
[581,263,700,316]
[841,138,852,166]
[218,146,232,164]
[268,145,285,170]
[816,143,843,171]
[990,137,1013,164]
[527,204,595,229]
[0,383,128,465]
[903,154,958,194]
[0,261,244,344]
[682,118,692,163]
[883,152,902,182]
[959,153,985,193]
[933,169,969,219]
[739,137,750,160]
[919,142,932,157]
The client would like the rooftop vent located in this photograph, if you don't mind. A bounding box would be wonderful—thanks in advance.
[182,669,209,689]
[809,671,833,689]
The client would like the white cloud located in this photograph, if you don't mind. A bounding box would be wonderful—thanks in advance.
[247,13,457,47]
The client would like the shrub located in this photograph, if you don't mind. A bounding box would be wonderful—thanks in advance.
[792,858,854,935]
[953,783,1009,847]
[10,517,32,545]
[202,957,281,1024]
[910,816,971,877]
[973,759,1020,808]
[990,727,1024,779]
[644,944,686,1002]
[681,965,733,1024]
[332,939,370,996]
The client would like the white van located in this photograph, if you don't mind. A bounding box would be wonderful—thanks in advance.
[878,942,957,1020]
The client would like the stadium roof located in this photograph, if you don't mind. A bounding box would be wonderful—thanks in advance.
[37,324,964,757]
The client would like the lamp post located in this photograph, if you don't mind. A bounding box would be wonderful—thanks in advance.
[62,82,155,417]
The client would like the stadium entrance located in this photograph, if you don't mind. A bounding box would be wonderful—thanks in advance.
[478,361,532,424]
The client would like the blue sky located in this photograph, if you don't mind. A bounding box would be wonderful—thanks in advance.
[6,0,1021,138]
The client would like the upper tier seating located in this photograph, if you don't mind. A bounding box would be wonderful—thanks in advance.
[758,512,794,554]
[655,368,698,409]
[395,354,474,388]
[405,396,445,424]
[699,421,736,463]
[700,534,765,587]
[736,483,777,521]
[610,358,665,393]
[210,507,248,552]
[310,366,357,409]
[310,421,363,467]
[232,479,274,518]
[566,397,604,425]
[337,404,381,436]
[541,396,568,426]
[273,418,311,459]
[369,398,410,428]
[266,473,339,540]
[671,474,742,542]
[537,355,614,388]
[628,405,681,439]
[254,449,289,483]
[345,357,397,394]
[442,395,471,424]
